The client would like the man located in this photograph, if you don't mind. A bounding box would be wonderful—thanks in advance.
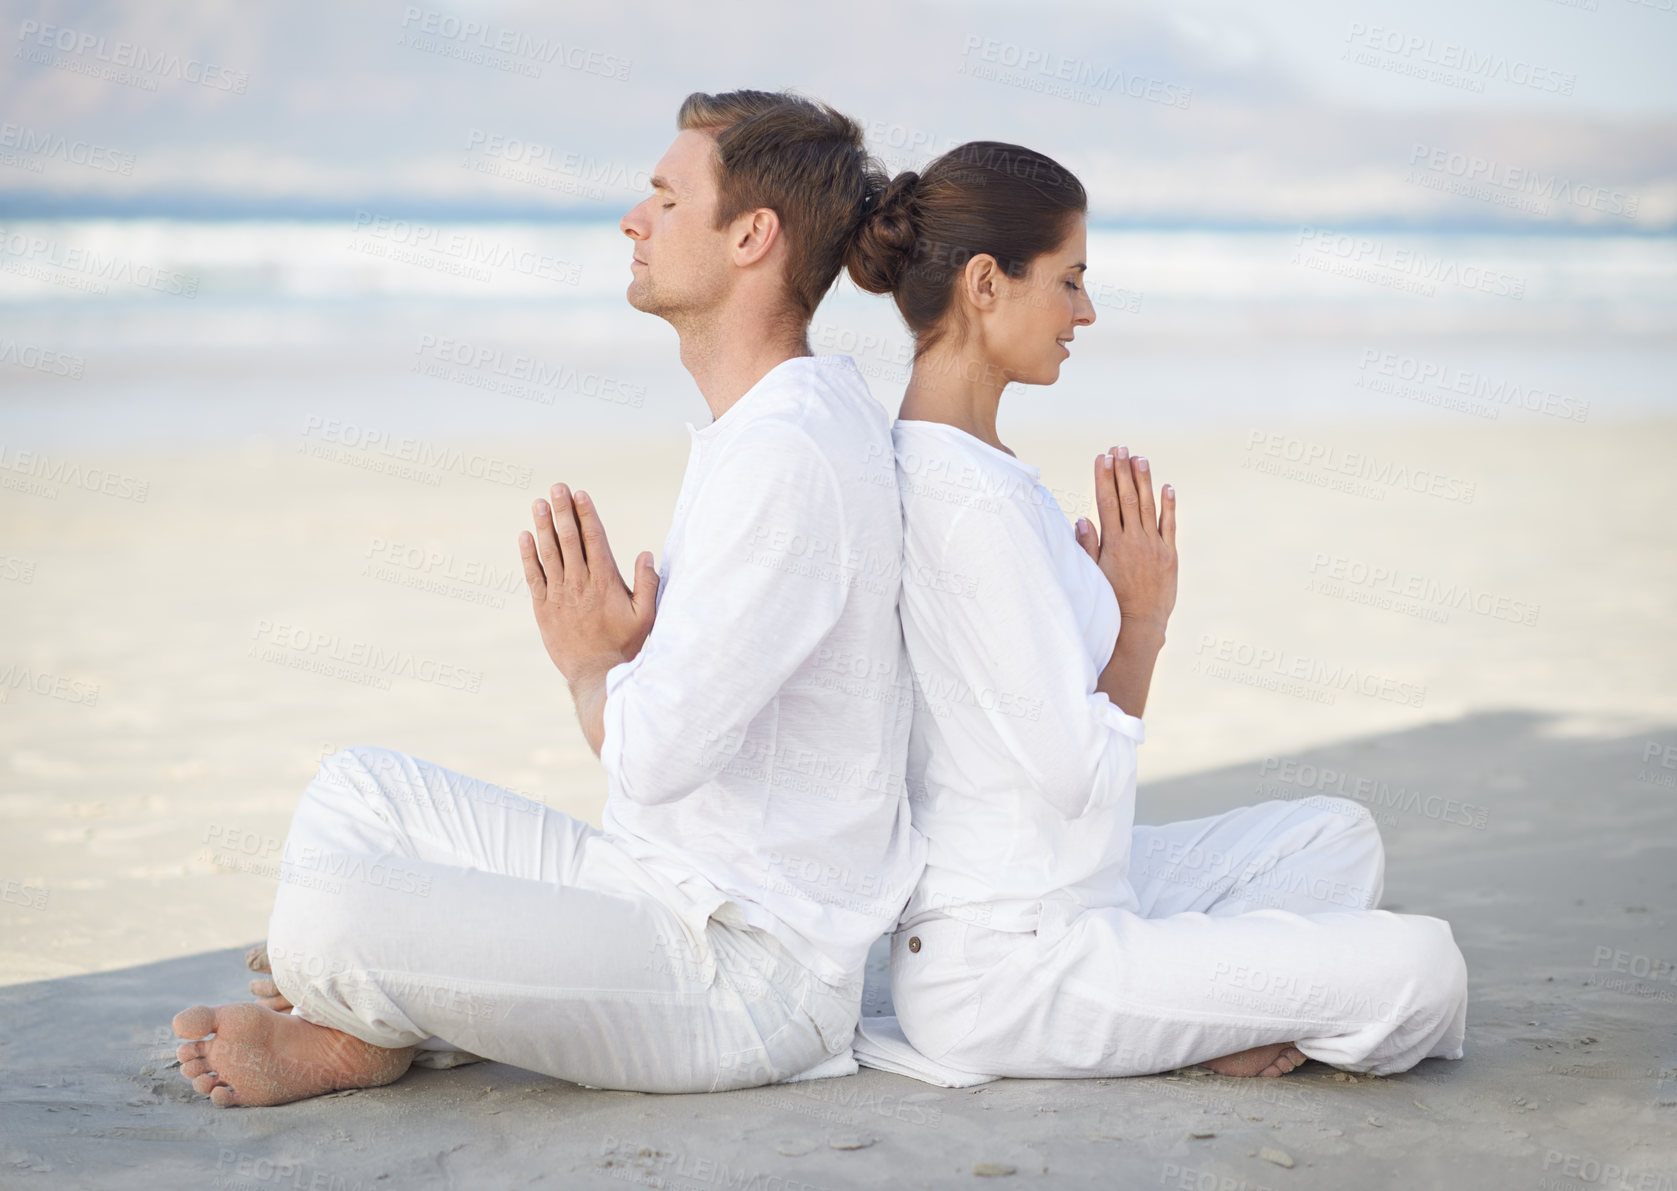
[172,89,924,1105]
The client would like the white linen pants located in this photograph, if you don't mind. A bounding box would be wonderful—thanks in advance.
[265,747,858,1093]
[890,796,1468,1078]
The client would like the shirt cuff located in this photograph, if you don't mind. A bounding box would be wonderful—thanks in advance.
[598,653,645,792]
[1097,699,1147,745]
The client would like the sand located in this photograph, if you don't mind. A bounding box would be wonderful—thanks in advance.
[2,408,1674,1188]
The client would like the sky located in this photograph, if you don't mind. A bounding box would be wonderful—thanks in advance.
[0,0,1673,229]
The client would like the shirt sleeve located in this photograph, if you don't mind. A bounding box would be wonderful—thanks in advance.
[599,421,854,807]
[905,500,1144,820]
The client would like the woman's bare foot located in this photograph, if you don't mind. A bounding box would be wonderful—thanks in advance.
[1199,1042,1308,1078]
[244,941,293,1012]
[173,1002,413,1107]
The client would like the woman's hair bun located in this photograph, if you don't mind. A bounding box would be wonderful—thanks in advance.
[845,170,921,295]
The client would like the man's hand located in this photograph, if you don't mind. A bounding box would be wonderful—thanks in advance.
[518,484,659,731]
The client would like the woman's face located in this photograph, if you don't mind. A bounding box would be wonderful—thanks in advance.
[988,215,1096,387]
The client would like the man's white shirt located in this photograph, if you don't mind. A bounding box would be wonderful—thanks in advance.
[600,354,925,988]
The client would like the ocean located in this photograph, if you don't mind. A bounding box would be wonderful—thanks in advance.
[1,219,1673,450]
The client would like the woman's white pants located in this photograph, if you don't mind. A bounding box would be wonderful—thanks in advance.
[890,797,1468,1078]
[265,747,858,1093]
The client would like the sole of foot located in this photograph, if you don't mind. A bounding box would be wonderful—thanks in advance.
[1199,1042,1309,1078]
[172,1002,413,1108]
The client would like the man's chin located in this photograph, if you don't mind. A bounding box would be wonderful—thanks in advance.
[625,281,664,317]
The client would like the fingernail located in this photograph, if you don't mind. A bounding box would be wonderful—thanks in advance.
[1134,457,1148,472]
[575,490,590,505]
[1117,446,1128,459]
[1164,484,1174,497]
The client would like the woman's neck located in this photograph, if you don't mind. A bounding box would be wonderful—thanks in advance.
[898,340,1012,456]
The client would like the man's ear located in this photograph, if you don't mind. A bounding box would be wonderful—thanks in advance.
[730,207,782,268]
[961,253,1001,311]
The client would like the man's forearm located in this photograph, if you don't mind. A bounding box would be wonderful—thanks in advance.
[565,655,622,757]
[1096,621,1166,720]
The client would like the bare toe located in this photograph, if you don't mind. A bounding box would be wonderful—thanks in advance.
[246,943,271,974]
[176,1040,204,1064]
[210,1084,240,1108]
[173,1005,216,1039]
[249,977,293,1011]
[180,1058,211,1079]
[192,1071,224,1095]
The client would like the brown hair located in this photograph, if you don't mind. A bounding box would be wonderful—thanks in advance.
[677,90,875,321]
[845,142,1087,357]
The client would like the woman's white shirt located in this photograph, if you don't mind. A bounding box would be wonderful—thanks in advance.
[893,419,1146,938]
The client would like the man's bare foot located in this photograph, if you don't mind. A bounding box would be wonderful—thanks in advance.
[1199,1042,1309,1078]
[244,941,293,1012]
[173,1002,413,1107]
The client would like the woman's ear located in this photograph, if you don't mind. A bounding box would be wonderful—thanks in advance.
[961,253,1000,311]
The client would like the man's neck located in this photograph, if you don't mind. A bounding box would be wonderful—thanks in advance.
[678,313,811,423]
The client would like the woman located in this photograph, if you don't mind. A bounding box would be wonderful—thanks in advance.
[844,143,1468,1080]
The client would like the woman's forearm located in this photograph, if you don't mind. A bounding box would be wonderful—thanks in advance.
[1096,619,1167,720]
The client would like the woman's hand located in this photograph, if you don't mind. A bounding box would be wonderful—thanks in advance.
[1074,446,1177,643]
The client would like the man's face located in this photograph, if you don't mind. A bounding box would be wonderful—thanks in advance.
[620,130,732,321]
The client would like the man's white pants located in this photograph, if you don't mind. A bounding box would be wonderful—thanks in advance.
[266,747,858,1093]
[890,797,1468,1078]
